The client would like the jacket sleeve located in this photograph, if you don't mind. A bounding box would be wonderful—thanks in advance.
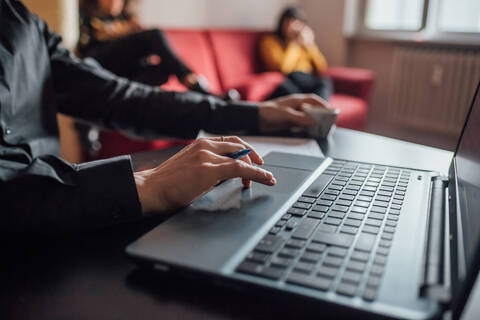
[42,21,260,140]
[0,154,142,233]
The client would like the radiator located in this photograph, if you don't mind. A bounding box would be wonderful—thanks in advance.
[388,46,480,136]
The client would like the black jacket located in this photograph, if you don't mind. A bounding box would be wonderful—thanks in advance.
[0,0,259,233]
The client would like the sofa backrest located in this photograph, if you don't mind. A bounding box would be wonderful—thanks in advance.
[207,30,266,91]
[163,29,222,94]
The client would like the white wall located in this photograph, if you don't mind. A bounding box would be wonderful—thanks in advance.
[136,0,298,29]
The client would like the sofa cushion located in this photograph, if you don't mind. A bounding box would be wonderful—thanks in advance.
[330,94,367,130]
[163,29,222,94]
[208,30,266,91]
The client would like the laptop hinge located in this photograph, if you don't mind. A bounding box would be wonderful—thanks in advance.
[419,175,452,303]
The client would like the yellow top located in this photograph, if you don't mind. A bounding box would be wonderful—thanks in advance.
[259,34,328,74]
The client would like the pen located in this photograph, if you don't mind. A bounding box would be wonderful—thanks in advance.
[225,148,251,160]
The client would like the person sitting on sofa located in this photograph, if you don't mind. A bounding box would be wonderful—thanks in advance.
[78,0,210,93]
[259,6,333,101]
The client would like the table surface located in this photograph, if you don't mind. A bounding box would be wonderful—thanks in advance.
[2,128,464,320]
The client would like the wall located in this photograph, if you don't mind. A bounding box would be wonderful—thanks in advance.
[136,0,298,29]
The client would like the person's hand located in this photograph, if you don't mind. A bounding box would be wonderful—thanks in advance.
[285,19,304,43]
[182,73,200,89]
[297,25,315,47]
[258,94,330,133]
[134,137,276,214]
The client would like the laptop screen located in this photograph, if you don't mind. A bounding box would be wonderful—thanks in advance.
[455,83,480,275]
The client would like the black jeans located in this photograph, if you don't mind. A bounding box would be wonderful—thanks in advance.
[267,71,334,101]
[83,29,191,86]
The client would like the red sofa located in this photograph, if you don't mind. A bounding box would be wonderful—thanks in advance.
[96,29,375,159]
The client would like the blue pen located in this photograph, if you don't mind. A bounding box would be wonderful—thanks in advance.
[225,148,251,160]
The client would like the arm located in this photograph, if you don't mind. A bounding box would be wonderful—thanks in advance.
[306,45,328,74]
[45,23,258,139]
[259,35,303,74]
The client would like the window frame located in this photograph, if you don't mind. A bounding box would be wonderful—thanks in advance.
[345,0,480,46]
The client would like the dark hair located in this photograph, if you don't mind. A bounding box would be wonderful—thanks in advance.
[79,0,136,18]
[275,6,308,40]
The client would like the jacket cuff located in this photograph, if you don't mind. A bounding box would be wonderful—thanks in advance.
[75,155,142,226]
[211,101,260,134]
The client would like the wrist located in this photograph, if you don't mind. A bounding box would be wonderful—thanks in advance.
[134,170,168,215]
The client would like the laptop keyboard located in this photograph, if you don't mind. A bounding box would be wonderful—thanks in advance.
[235,159,411,302]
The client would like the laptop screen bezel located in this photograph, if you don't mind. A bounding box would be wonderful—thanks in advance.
[448,81,480,319]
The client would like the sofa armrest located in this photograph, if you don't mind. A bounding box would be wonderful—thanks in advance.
[324,66,375,101]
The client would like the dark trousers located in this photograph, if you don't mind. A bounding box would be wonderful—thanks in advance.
[84,29,191,86]
[267,71,334,101]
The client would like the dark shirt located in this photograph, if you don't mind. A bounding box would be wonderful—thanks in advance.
[0,0,259,233]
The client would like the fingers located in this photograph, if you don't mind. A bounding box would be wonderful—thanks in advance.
[215,161,276,186]
[205,136,263,165]
[285,107,316,127]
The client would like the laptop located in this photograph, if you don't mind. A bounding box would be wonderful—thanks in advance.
[126,82,480,319]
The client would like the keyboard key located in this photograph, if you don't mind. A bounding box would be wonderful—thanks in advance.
[370,206,387,214]
[374,255,387,265]
[323,256,344,268]
[376,247,390,256]
[294,262,315,274]
[279,248,300,258]
[328,211,346,219]
[331,204,349,212]
[298,196,316,204]
[324,217,342,226]
[365,219,381,227]
[246,252,269,264]
[285,220,298,230]
[321,194,336,201]
[317,266,338,278]
[387,215,399,221]
[360,190,375,197]
[302,174,334,198]
[287,272,331,291]
[363,288,378,301]
[285,239,306,249]
[377,191,392,197]
[339,194,355,201]
[317,199,333,207]
[328,247,348,257]
[348,212,365,221]
[370,265,384,276]
[351,251,370,262]
[335,200,352,207]
[373,201,388,208]
[312,231,354,248]
[293,202,311,210]
[383,226,396,234]
[368,212,385,220]
[342,271,362,284]
[375,196,391,202]
[292,218,320,240]
[312,205,329,212]
[355,201,370,208]
[275,220,287,227]
[355,233,376,252]
[301,252,322,263]
[344,218,362,227]
[378,240,392,248]
[269,227,281,235]
[362,225,380,235]
[357,195,373,202]
[346,261,367,273]
[270,257,293,268]
[287,208,307,217]
[343,189,358,196]
[391,204,402,210]
[317,224,337,233]
[325,189,340,196]
[340,226,358,235]
[385,220,397,227]
[367,276,382,288]
[255,235,284,253]
[351,206,367,214]
[237,262,284,280]
[281,213,292,220]
[381,233,394,241]
[307,243,327,253]
[329,185,343,191]
[308,211,326,219]
[336,282,357,297]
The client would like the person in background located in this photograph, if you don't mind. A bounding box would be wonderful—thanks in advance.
[259,6,333,101]
[78,0,210,93]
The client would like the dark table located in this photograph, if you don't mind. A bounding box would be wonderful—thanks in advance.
[3,128,464,320]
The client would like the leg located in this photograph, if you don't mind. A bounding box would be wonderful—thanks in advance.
[312,76,334,101]
[265,78,302,100]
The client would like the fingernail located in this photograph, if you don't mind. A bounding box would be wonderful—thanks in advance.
[264,171,273,179]
[269,177,277,185]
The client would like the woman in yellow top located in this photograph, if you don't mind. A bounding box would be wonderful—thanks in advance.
[260,6,333,101]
